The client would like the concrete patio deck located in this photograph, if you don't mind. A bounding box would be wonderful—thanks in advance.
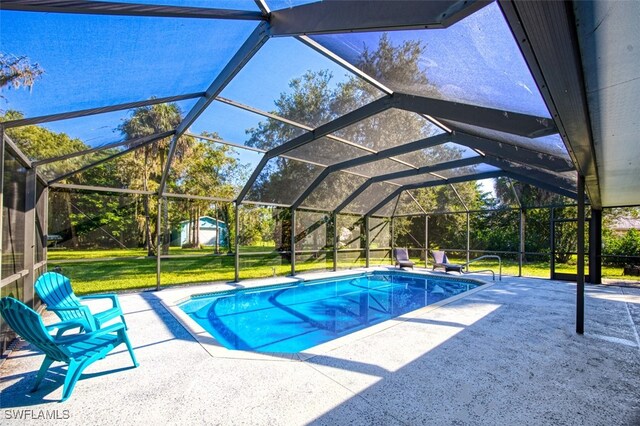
[1,273,639,425]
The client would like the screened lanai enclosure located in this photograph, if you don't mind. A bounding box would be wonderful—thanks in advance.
[2,0,640,353]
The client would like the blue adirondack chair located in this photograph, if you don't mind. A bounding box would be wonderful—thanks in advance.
[35,272,127,334]
[0,297,138,401]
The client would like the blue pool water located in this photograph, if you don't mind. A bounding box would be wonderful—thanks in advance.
[179,272,479,353]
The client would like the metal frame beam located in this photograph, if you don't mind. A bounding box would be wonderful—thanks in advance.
[269,95,393,159]
[1,93,203,129]
[589,209,602,284]
[334,156,484,213]
[215,97,380,156]
[34,131,175,167]
[236,95,394,204]
[3,134,34,168]
[499,0,600,208]
[483,157,577,197]
[395,93,557,138]
[187,132,383,178]
[161,192,232,203]
[216,96,315,131]
[509,176,525,276]
[48,133,160,184]
[49,183,154,195]
[576,173,585,333]
[215,96,427,173]
[1,0,266,20]
[366,171,503,216]
[406,189,428,216]
[159,22,270,194]
[449,183,469,212]
[270,0,491,36]
[334,181,375,214]
[3,134,48,185]
[503,171,577,201]
[23,169,37,306]
[290,132,452,209]
[452,132,574,173]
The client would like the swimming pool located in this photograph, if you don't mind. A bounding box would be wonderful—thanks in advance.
[179,271,480,353]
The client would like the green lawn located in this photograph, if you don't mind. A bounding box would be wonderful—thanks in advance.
[49,248,381,294]
[47,248,638,295]
[47,245,274,260]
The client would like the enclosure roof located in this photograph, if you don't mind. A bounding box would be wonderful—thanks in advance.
[1,0,635,214]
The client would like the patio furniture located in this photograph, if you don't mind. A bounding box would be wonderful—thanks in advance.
[430,250,464,273]
[35,272,128,334]
[393,248,415,269]
[0,297,138,401]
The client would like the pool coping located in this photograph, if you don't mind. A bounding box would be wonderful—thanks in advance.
[158,267,496,361]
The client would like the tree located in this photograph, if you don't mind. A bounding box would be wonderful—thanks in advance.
[117,102,188,255]
[1,111,93,248]
[1,111,87,164]
[246,35,481,221]
[240,34,488,259]
[494,178,573,261]
[495,178,563,208]
[602,208,640,265]
[170,132,243,249]
[0,54,43,96]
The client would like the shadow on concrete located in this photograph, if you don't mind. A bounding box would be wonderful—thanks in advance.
[0,363,138,407]
[302,283,640,425]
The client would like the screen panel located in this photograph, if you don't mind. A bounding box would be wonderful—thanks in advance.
[221,37,386,128]
[7,99,197,162]
[342,181,399,215]
[330,109,444,152]
[300,172,369,211]
[345,158,413,178]
[285,137,372,167]
[394,142,479,169]
[191,99,307,150]
[310,2,550,117]
[1,11,258,117]
[245,157,325,205]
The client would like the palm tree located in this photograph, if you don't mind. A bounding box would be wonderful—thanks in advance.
[118,102,191,255]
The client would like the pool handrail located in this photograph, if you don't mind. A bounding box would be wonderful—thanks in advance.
[464,255,502,281]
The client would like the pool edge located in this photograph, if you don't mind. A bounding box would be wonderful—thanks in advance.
[159,268,496,361]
